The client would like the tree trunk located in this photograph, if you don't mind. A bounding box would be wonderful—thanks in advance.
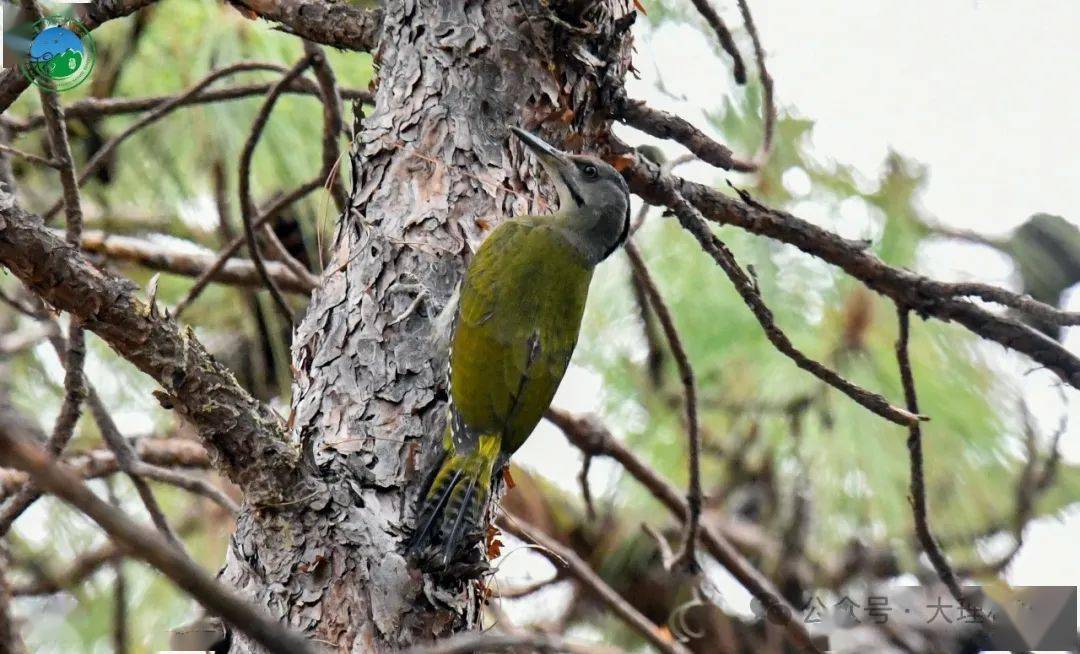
[218,1,634,650]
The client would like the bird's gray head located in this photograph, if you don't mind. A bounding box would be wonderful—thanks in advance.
[511,127,630,265]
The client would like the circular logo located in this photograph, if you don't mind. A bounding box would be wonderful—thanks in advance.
[19,16,95,92]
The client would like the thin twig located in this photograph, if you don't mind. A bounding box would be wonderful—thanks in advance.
[941,282,1080,327]
[628,263,666,386]
[895,307,971,613]
[86,388,184,549]
[688,0,746,83]
[0,62,89,537]
[173,177,324,316]
[735,0,776,160]
[42,62,295,221]
[621,154,1080,390]
[35,301,184,549]
[130,462,239,514]
[0,422,315,654]
[545,408,822,654]
[0,550,27,654]
[624,242,701,572]
[259,223,319,289]
[105,481,130,654]
[303,40,349,211]
[615,95,755,172]
[239,55,319,322]
[0,143,60,169]
[75,229,315,294]
[650,177,921,426]
[6,81,372,133]
[495,574,562,599]
[578,454,596,520]
[499,514,691,654]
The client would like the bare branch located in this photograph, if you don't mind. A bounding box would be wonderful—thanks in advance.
[624,242,702,572]
[0,551,28,654]
[0,52,90,538]
[545,408,822,654]
[104,482,130,654]
[0,437,214,499]
[5,82,372,134]
[635,171,921,426]
[9,510,208,598]
[41,62,298,221]
[0,144,60,170]
[303,40,349,211]
[615,96,755,172]
[173,176,324,316]
[499,514,691,654]
[688,0,746,84]
[736,0,776,158]
[76,229,315,294]
[0,420,315,654]
[11,543,122,597]
[87,388,183,548]
[622,154,1080,390]
[228,0,383,52]
[941,282,1080,327]
[0,200,299,502]
[895,308,971,613]
[239,55,318,322]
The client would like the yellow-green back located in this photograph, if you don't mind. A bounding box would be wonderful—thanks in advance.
[450,218,593,455]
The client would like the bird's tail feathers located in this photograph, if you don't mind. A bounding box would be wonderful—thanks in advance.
[407,432,499,565]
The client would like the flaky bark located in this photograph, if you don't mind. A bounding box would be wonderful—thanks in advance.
[217,2,635,651]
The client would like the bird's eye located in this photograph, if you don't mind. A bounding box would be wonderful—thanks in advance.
[582,164,598,179]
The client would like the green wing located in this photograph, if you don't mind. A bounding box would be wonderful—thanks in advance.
[449,219,593,456]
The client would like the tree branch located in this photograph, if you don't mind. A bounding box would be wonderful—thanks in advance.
[688,0,746,84]
[622,154,1080,390]
[545,408,822,654]
[895,308,970,613]
[624,242,702,572]
[172,176,324,316]
[0,418,314,654]
[615,95,755,172]
[4,82,372,134]
[228,0,383,52]
[499,514,691,654]
[238,55,318,322]
[735,0,776,158]
[76,229,314,294]
[633,170,921,426]
[0,198,299,502]
[41,62,298,221]
[941,282,1080,327]
[0,43,90,538]
[0,551,27,654]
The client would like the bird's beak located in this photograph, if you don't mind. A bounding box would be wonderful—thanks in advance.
[510,126,573,183]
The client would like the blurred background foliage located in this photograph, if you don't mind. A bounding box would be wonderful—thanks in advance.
[0,0,1077,652]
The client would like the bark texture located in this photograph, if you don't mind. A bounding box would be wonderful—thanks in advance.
[218,1,635,651]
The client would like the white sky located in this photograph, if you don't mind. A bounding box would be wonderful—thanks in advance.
[513,0,1080,643]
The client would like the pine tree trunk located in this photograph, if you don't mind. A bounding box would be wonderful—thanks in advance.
[219,1,634,650]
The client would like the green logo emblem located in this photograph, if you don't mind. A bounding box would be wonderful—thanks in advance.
[19,15,95,92]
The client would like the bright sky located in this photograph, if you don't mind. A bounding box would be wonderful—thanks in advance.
[511,0,1080,640]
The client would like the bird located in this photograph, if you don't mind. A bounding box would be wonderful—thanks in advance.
[407,126,630,567]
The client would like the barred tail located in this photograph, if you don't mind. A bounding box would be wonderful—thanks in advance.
[408,432,499,565]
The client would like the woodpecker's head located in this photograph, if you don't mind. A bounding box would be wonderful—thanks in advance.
[511,126,630,265]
